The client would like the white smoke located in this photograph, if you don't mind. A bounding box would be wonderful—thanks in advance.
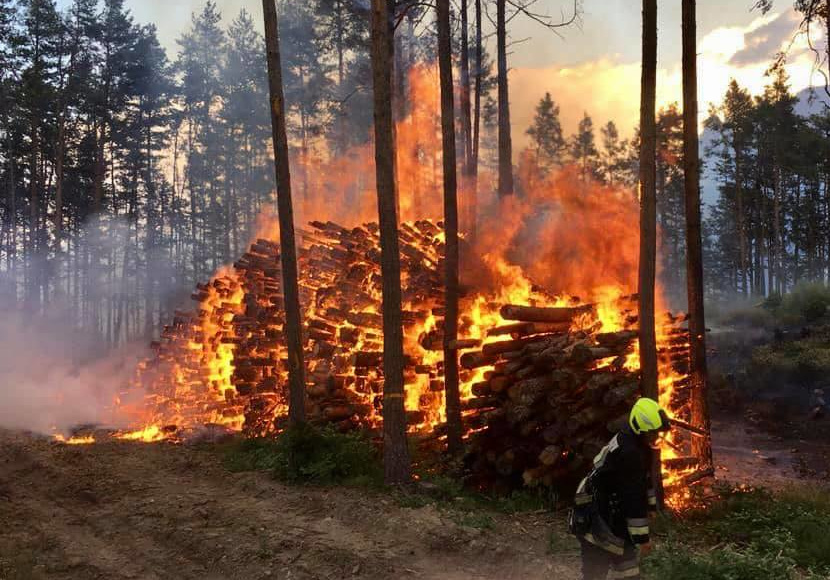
[0,306,147,436]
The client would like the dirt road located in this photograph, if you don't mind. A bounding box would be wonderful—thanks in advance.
[0,431,579,580]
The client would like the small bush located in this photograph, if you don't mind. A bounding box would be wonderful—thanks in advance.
[225,424,382,486]
[751,340,830,387]
[781,282,830,322]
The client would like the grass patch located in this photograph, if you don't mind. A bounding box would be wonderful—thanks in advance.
[394,473,554,514]
[643,485,830,579]
[225,423,382,487]
[453,512,495,530]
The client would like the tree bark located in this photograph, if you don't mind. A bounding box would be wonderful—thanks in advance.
[262,0,307,424]
[473,0,482,172]
[437,0,463,456]
[638,0,662,506]
[371,0,411,485]
[496,0,514,197]
[682,0,712,467]
[638,0,658,401]
[735,152,748,295]
[460,0,473,173]
[470,0,482,242]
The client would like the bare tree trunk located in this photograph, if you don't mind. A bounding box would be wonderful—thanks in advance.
[638,0,662,505]
[460,0,473,172]
[371,0,411,485]
[473,0,482,171]
[496,0,514,197]
[55,117,65,251]
[437,0,463,456]
[735,152,748,295]
[772,165,783,293]
[682,0,712,467]
[470,0,482,242]
[263,0,307,425]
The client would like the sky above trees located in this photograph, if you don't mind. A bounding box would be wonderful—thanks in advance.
[52,1,821,147]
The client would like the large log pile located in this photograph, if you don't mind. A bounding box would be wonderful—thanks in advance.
[132,220,453,436]
[130,219,696,492]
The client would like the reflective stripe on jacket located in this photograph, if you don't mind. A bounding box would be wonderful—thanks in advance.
[572,427,653,548]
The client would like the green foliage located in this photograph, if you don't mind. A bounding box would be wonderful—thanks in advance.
[453,512,494,530]
[781,282,830,321]
[225,424,382,487]
[393,474,552,514]
[644,486,830,579]
[751,339,830,386]
[718,305,775,328]
[643,543,798,580]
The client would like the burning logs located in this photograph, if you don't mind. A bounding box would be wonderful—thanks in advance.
[133,219,451,436]
[462,303,692,492]
[131,218,694,494]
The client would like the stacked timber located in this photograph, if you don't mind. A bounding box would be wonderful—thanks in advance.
[133,220,450,436]
[461,302,693,491]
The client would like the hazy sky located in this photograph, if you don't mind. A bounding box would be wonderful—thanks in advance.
[56,1,822,145]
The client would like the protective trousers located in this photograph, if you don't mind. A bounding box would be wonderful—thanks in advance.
[579,538,640,580]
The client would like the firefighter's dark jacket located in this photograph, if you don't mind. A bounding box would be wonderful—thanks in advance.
[573,426,657,554]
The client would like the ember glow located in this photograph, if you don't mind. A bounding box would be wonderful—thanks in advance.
[76,66,700,503]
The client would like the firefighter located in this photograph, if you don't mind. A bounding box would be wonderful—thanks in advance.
[568,397,670,580]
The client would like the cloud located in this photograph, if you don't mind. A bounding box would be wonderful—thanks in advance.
[729,10,801,66]
[508,8,818,151]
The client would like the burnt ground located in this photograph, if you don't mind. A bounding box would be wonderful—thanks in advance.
[0,429,580,580]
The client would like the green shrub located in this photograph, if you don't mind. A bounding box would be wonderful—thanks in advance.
[781,282,830,322]
[751,341,830,386]
[762,292,783,312]
[225,424,382,486]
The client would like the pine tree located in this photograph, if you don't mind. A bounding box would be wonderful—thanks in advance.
[263,0,307,426]
[706,80,755,295]
[638,0,660,505]
[599,121,631,186]
[526,92,565,174]
[177,1,226,279]
[570,112,599,181]
[371,0,411,485]
[436,0,463,456]
[222,8,270,253]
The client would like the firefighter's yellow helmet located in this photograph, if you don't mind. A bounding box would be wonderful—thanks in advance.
[629,397,670,435]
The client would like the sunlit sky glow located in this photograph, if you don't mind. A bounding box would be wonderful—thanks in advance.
[57,1,826,149]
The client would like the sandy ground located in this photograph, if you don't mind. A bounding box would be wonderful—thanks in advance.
[711,416,830,489]
[2,418,827,580]
[0,430,580,580]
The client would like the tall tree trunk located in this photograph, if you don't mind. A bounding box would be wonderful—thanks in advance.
[262,0,307,425]
[735,152,748,295]
[682,0,712,467]
[496,0,514,197]
[371,0,411,485]
[772,165,783,293]
[460,0,473,172]
[459,0,475,238]
[473,0,482,171]
[470,0,482,242]
[437,0,463,456]
[55,116,65,251]
[638,0,661,505]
